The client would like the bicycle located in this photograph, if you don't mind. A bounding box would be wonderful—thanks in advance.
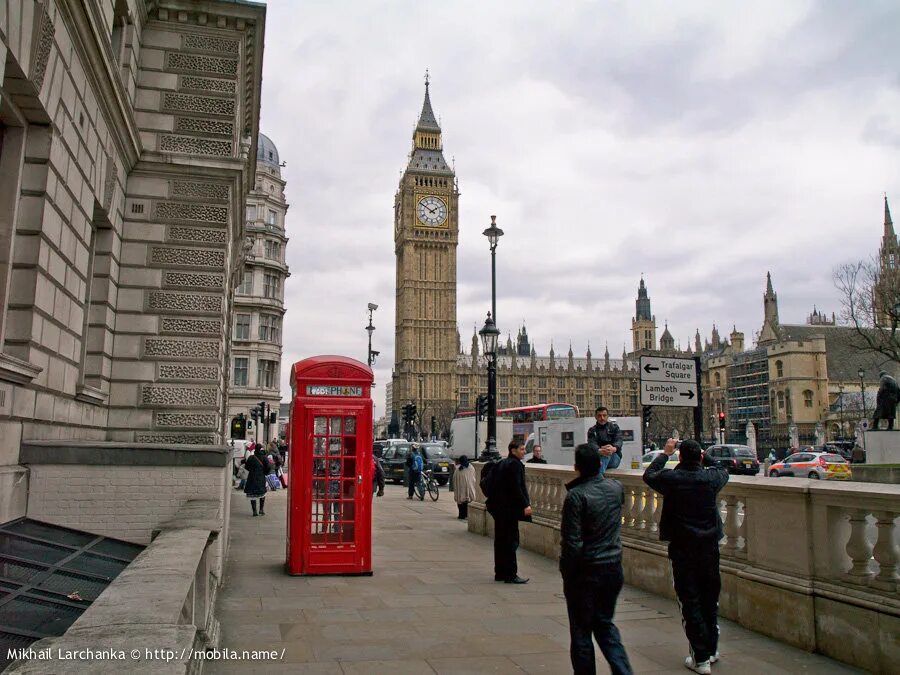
[414,469,440,502]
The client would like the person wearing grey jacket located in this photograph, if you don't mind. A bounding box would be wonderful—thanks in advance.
[560,443,632,675]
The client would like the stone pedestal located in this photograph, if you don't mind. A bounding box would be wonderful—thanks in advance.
[861,430,900,464]
[745,422,756,453]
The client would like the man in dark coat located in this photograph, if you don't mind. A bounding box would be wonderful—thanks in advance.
[488,440,532,583]
[872,370,900,430]
[560,444,633,675]
[526,445,548,464]
[588,406,623,474]
[643,439,729,674]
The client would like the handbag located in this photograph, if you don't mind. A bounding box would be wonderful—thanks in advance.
[266,473,280,491]
[279,468,288,488]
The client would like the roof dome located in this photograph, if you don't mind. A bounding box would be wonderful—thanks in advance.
[256,133,280,167]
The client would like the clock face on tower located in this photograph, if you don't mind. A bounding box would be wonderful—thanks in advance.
[417,196,447,226]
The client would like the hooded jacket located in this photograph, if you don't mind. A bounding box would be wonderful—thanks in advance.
[559,474,624,578]
[642,452,729,543]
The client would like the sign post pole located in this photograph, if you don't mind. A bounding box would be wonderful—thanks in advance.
[693,356,703,442]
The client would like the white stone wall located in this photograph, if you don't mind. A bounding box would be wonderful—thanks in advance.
[26,463,231,574]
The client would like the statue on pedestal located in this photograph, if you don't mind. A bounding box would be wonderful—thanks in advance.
[814,422,825,447]
[745,421,756,453]
[872,371,900,431]
[789,423,799,450]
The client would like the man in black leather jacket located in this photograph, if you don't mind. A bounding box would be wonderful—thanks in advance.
[643,439,729,674]
[560,444,633,675]
[587,406,623,474]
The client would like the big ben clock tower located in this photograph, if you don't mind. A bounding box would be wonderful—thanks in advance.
[392,76,459,435]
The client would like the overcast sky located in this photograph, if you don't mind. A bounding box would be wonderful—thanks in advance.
[257,0,900,410]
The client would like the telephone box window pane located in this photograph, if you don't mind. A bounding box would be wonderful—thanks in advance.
[313,460,326,478]
[328,438,342,456]
[343,458,356,478]
[341,480,356,499]
[330,417,342,434]
[342,503,356,521]
[314,417,327,434]
[327,479,341,499]
[313,479,325,496]
[343,416,356,434]
[344,438,356,456]
[327,459,342,477]
[341,523,356,543]
[314,438,326,455]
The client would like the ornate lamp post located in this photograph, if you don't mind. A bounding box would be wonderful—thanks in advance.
[838,384,845,440]
[483,215,504,324]
[479,312,500,460]
[366,302,378,368]
[858,368,867,420]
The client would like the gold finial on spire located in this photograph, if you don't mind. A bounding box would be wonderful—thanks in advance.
[424,69,430,88]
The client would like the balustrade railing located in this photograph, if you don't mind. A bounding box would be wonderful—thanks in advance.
[472,463,899,595]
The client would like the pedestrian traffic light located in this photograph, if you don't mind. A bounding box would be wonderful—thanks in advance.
[718,411,726,430]
[231,414,246,439]
[476,394,489,420]
[642,405,653,427]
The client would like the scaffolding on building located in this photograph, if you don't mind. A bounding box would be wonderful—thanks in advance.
[727,348,771,446]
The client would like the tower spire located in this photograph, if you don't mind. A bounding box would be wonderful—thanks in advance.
[416,72,440,133]
[885,194,895,239]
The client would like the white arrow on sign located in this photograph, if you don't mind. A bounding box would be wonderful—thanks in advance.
[640,381,698,408]
[640,355,697,385]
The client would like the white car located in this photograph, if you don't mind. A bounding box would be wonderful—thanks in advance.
[229,439,254,462]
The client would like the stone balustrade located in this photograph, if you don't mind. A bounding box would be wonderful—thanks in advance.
[468,463,899,673]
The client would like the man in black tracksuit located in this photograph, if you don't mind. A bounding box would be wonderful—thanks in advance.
[560,444,633,675]
[487,440,532,584]
[643,438,729,674]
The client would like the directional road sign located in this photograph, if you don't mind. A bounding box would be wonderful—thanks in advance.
[639,356,698,408]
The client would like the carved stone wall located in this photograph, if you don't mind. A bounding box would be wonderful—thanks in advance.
[174,117,234,136]
[160,134,233,156]
[144,338,220,360]
[158,364,218,380]
[155,202,228,224]
[151,247,225,268]
[168,226,227,245]
[162,271,225,289]
[159,318,221,335]
[172,181,229,202]
[148,291,222,314]
[155,412,218,427]
[141,385,218,407]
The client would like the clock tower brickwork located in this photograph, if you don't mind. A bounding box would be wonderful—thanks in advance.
[392,80,459,431]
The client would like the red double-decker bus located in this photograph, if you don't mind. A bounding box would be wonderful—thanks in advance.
[456,402,579,444]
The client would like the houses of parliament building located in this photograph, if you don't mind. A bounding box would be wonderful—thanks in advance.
[391,79,892,447]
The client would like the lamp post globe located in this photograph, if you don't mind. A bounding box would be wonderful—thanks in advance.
[482,215,504,325]
[479,312,501,460]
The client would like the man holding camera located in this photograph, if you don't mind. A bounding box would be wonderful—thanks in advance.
[643,438,729,675]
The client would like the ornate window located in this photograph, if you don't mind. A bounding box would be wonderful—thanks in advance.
[258,314,280,343]
[576,394,585,409]
[459,393,469,408]
[777,391,785,410]
[557,377,565,389]
[267,209,277,226]
[458,375,468,386]
[257,359,277,388]
[539,378,548,388]
[233,357,248,386]
[775,360,784,378]
[576,379,584,390]
[263,273,280,299]
[612,395,621,410]
[236,271,252,295]
[245,205,256,221]
[519,394,528,406]
[714,372,721,387]
[234,314,250,340]
[264,240,281,261]
[803,390,814,408]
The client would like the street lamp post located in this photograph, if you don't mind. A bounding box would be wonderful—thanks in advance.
[417,375,424,441]
[366,303,378,368]
[479,312,500,460]
[480,215,504,462]
[858,368,867,420]
[483,215,504,327]
[838,385,845,440]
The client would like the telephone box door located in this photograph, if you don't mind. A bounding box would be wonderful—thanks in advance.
[287,356,373,576]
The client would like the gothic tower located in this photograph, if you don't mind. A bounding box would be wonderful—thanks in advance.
[875,195,898,327]
[758,272,781,345]
[392,76,459,432]
[631,277,657,352]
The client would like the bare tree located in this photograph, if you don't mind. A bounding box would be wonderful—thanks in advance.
[833,258,900,366]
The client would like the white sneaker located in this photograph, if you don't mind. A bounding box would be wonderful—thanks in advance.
[709,651,720,664]
[684,656,711,674]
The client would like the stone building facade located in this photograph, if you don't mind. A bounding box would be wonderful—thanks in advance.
[0,0,265,548]
[228,132,289,442]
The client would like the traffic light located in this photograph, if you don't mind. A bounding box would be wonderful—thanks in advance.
[718,411,726,430]
[476,394,489,420]
[230,414,246,439]
[258,401,267,419]
[642,405,653,428]
[250,408,258,423]
[409,403,417,421]
[402,403,412,423]
[269,411,277,424]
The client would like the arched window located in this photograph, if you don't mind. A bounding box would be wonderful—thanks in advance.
[803,390,814,408]
[714,372,721,387]
[785,389,792,415]
[775,360,783,378]
[777,391,785,410]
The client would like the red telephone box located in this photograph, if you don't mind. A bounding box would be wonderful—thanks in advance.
[286,356,373,575]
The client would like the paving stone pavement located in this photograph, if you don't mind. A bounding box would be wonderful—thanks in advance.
[208,484,859,674]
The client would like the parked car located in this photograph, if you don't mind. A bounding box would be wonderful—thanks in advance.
[768,452,852,480]
[640,450,680,469]
[706,444,760,475]
[419,442,453,485]
[381,443,413,484]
